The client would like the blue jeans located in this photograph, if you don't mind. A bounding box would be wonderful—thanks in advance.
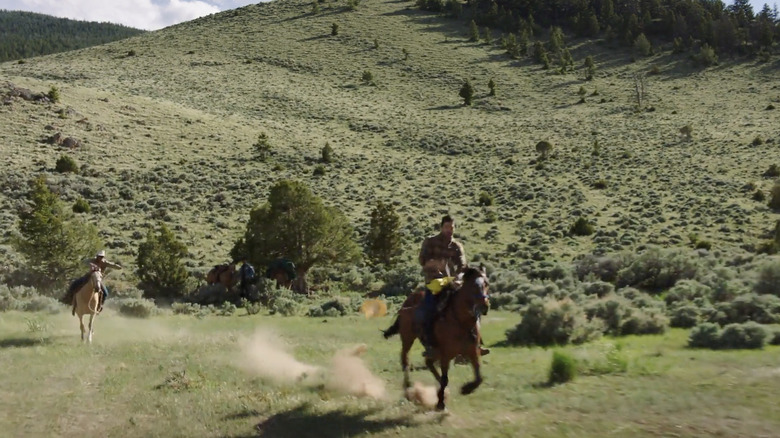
[421,289,437,347]
[102,285,109,299]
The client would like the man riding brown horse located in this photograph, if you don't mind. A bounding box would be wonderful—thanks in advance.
[418,215,488,358]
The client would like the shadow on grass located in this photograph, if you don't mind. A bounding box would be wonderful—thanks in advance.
[0,337,49,349]
[231,403,417,438]
[426,104,462,110]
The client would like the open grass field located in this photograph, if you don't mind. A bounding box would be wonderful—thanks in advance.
[2,1,780,436]
[2,309,780,438]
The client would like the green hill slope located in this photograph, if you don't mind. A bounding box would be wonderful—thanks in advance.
[0,10,145,62]
[0,0,778,279]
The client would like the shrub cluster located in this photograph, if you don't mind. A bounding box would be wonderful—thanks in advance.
[115,297,157,318]
[688,321,769,349]
[505,297,603,346]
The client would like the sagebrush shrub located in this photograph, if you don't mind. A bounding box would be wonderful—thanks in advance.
[754,258,780,297]
[172,302,201,315]
[548,350,577,384]
[670,305,700,328]
[585,295,630,334]
[771,328,780,346]
[582,281,614,297]
[72,198,90,214]
[620,308,668,335]
[20,296,62,314]
[688,322,721,348]
[709,293,780,325]
[55,155,79,173]
[270,297,299,316]
[117,298,156,318]
[569,217,594,237]
[615,247,699,292]
[477,191,494,206]
[719,322,768,349]
[664,280,712,306]
[506,297,602,346]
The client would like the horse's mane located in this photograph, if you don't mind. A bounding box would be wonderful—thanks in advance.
[461,267,484,283]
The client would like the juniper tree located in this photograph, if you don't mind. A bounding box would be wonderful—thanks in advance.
[366,201,402,266]
[136,223,190,299]
[321,142,334,163]
[459,80,474,105]
[231,180,360,293]
[469,20,479,42]
[13,176,101,289]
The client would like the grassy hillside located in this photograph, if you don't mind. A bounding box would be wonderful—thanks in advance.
[0,10,144,62]
[0,0,779,284]
[1,310,779,437]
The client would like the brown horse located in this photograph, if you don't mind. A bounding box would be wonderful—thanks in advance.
[73,267,103,343]
[382,265,490,411]
[206,262,237,291]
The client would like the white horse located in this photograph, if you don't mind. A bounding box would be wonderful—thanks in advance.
[73,266,103,343]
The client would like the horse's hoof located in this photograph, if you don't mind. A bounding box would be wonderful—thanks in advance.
[435,404,447,412]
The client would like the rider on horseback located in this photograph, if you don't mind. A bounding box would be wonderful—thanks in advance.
[418,215,466,358]
[64,250,122,315]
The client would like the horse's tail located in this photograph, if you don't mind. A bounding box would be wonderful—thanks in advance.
[382,315,400,339]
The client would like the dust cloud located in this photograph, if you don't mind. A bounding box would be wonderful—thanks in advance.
[405,381,448,409]
[237,331,386,399]
[237,329,321,383]
[325,344,386,399]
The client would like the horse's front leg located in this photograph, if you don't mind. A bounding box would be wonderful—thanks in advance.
[87,314,95,344]
[401,337,414,389]
[436,360,450,411]
[460,351,483,395]
[425,358,441,384]
[79,315,86,342]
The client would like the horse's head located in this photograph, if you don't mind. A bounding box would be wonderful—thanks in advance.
[459,264,489,317]
[89,265,103,292]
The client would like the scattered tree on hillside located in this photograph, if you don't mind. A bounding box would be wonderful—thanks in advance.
[488,78,496,96]
[13,176,101,289]
[694,44,718,67]
[535,141,553,160]
[634,33,652,57]
[584,55,596,80]
[459,80,474,105]
[47,86,60,103]
[548,26,564,54]
[769,180,780,211]
[482,27,492,45]
[321,142,334,163]
[254,132,272,161]
[231,180,360,293]
[136,223,190,300]
[366,201,402,267]
[469,20,480,42]
[331,23,339,36]
[633,73,647,110]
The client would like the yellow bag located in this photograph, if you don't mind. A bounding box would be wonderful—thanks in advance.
[426,277,455,295]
